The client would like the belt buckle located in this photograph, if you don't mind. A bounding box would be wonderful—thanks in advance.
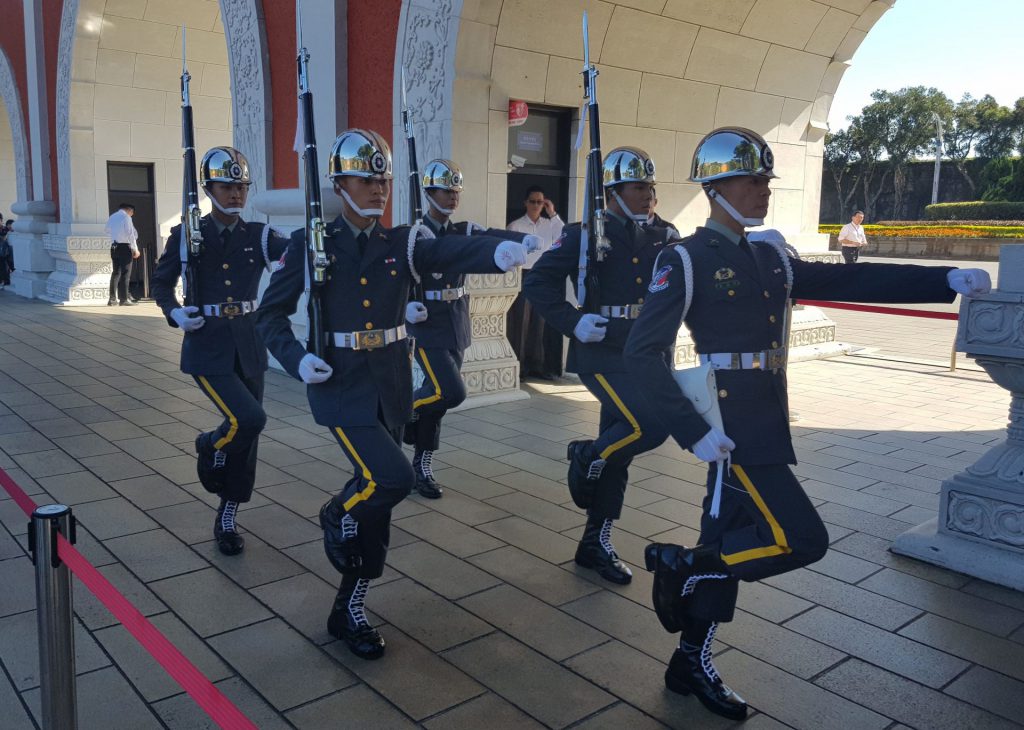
[768,349,785,370]
[730,353,741,370]
[354,329,384,351]
[220,303,242,317]
[629,304,642,318]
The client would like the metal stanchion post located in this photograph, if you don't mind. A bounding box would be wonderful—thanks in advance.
[28,504,78,730]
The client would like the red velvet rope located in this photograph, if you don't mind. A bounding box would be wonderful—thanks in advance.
[797,300,959,321]
[0,468,257,730]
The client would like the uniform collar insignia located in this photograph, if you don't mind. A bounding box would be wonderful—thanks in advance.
[714,267,736,281]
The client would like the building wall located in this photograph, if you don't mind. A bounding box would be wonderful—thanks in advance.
[0,96,16,217]
[448,0,887,242]
[69,0,233,239]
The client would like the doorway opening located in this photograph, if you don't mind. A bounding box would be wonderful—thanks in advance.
[106,162,157,301]
[505,104,572,225]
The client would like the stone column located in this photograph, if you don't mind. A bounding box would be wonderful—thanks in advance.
[461,269,528,407]
[892,245,1024,591]
[9,200,56,299]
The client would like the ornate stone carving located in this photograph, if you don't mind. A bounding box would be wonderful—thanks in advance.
[947,491,1024,548]
[56,0,80,221]
[963,302,1024,349]
[0,47,31,202]
[219,0,271,214]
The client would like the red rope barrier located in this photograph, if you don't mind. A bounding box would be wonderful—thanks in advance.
[0,468,258,730]
[797,299,959,321]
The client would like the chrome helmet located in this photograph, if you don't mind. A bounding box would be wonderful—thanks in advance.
[328,128,393,180]
[422,159,464,191]
[602,146,656,188]
[200,147,251,187]
[689,127,778,184]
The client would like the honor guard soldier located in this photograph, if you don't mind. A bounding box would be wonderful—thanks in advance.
[255,130,528,660]
[524,147,676,585]
[152,147,288,556]
[404,159,534,499]
[623,127,992,721]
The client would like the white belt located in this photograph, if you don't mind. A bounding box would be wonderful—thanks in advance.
[599,304,643,319]
[424,287,466,302]
[328,325,407,351]
[202,300,258,317]
[699,348,786,370]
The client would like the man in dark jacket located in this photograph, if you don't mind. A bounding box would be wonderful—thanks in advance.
[624,126,992,721]
[255,129,528,660]
[151,146,288,556]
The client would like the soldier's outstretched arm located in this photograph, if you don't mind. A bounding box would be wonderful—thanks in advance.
[151,225,184,326]
[411,230,507,274]
[254,231,309,380]
[789,258,956,304]
[623,249,710,450]
[522,228,581,338]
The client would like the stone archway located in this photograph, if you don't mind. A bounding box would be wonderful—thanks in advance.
[0,47,32,209]
[45,0,271,304]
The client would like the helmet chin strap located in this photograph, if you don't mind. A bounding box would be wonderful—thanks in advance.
[338,186,384,218]
[425,192,454,217]
[611,189,648,223]
[207,193,244,217]
[706,187,765,228]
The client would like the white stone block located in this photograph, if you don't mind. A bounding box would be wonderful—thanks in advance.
[199,63,231,98]
[144,0,220,31]
[489,45,549,110]
[778,98,812,144]
[822,0,872,13]
[819,60,850,96]
[70,82,96,128]
[714,87,784,142]
[486,172,508,228]
[805,7,857,56]
[487,110,508,175]
[741,0,828,50]
[601,123,677,182]
[132,54,185,93]
[103,0,144,19]
[456,19,496,75]
[662,0,755,33]
[771,143,807,190]
[94,49,135,87]
[72,39,100,83]
[129,122,180,159]
[546,58,640,126]
[172,25,228,66]
[853,0,894,31]
[672,131,704,183]
[495,0,613,61]
[98,16,176,57]
[637,74,717,134]
[601,8,699,78]
[685,27,769,90]
[771,188,804,230]
[453,119,489,223]
[833,28,867,63]
[94,119,132,157]
[192,95,232,131]
[756,46,829,102]
[94,84,167,124]
[453,76,490,124]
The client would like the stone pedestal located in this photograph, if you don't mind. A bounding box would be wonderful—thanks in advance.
[40,223,113,305]
[9,200,56,299]
[892,245,1024,591]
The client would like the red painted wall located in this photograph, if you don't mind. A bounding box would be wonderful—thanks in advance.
[347,0,401,224]
[264,0,297,189]
[0,0,30,195]
[43,0,62,216]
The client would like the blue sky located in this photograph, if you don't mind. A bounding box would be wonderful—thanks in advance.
[828,0,1024,130]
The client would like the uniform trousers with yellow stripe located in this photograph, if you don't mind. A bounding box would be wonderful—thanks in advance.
[686,463,830,623]
[408,347,467,451]
[193,364,267,503]
[578,372,668,520]
[330,422,416,578]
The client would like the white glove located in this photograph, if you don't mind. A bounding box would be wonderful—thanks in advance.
[405,301,428,324]
[298,353,333,384]
[573,313,608,343]
[170,306,205,332]
[692,428,736,463]
[494,241,528,271]
[747,228,786,244]
[522,234,542,254]
[947,268,992,298]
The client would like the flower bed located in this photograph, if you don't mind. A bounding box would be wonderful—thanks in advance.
[819,224,1024,239]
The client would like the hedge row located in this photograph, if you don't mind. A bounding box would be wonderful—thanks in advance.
[924,201,1024,221]
[819,224,1024,239]
[875,219,1024,226]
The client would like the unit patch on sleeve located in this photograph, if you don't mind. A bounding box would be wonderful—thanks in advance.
[649,265,672,293]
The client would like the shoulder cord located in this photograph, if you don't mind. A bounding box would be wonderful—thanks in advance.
[672,244,695,321]
[407,222,435,285]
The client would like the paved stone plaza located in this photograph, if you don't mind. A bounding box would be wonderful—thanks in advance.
[0,285,1022,730]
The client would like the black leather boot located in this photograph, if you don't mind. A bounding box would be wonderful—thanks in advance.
[566,440,604,509]
[213,499,244,556]
[665,619,747,721]
[327,575,385,660]
[644,543,729,633]
[575,516,632,584]
[319,495,363,573]
[195,433,227,494]
[413,450,443,499]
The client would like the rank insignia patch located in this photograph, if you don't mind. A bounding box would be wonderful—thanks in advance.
[550,234,565,251]
[649,265,671,293]
[714,267,736,281]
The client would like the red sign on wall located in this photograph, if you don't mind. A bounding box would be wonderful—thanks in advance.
[509,100,529,127]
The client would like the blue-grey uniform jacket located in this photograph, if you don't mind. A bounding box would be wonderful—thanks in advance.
[623,225,956,466]
[254,215,507,429]
[151,215,288,379]
[523,214,675,374]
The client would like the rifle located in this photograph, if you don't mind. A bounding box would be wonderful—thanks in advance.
[179,28,202,307]
[400,68,426,303]
[296,1,328,359]
[577,11,610,314]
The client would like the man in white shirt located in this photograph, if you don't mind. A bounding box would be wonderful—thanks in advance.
[507,186,565,378]
[838,210,867,264]
[105,203,140,305]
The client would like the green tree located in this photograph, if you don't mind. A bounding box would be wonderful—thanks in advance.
[943,94,989,196]
[861,87,952,219]
[848,114,888,220]
[823,129,861,219]
[974,96,1017,159]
